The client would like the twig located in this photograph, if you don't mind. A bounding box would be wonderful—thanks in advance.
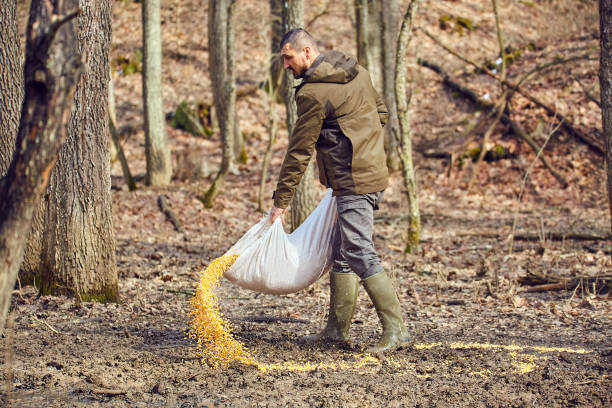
[468,91,508,190]
[491,0,506,82]
[573,377,612,386]
[466,0,507,190]
[31,315,63,334]
[509,121,562,252]
[89,387,127,396]
[231,315,310,324]
[166,288,195,296]
[448,245,493,254]
[455,230,611,241]
[157,195,186,234]
[571,74,601,108]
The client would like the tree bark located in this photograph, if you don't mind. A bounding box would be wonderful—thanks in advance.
[31,0,118,300]
[143,0,172,185]
[601,0,612,235]
[0,0,81,332]
[0,0,23,177]
[355,0,382,90]
[355,0,370,70]
[366,0,382,91]
[199,0,237,207]
[280,0,315,230]
[395,0,420,253]
[381,0,401,171]
[233,111,246,163]
[109,64,118,163]
[269,0,283,97]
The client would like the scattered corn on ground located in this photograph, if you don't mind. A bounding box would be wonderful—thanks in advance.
[188,255,592,375]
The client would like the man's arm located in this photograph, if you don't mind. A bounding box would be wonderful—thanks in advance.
[375,92,389,128]
[271,91,325,219]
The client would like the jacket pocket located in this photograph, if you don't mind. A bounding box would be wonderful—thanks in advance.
[316,126,354,191]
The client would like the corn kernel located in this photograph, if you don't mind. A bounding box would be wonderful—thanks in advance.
[188,254,256,367]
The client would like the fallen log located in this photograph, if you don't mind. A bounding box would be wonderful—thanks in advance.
[418,58,568,188]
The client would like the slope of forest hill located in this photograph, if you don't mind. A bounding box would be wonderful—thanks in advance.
[3,0,610,407]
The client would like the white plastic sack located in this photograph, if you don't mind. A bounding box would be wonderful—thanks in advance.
[223,189,337,294]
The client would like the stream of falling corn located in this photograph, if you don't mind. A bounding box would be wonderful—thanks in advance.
[188,254,256,367]
[188,255,592,375]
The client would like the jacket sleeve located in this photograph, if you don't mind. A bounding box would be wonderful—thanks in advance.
[273,91,325,209]
[375,92,389,128]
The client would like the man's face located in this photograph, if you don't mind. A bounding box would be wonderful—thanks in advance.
[281,43,310,79]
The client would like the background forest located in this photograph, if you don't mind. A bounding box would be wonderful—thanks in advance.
[0,0,611,406]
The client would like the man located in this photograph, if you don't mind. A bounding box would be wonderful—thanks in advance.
[269,28,410,353]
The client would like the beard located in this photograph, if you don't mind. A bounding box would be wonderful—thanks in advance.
[290,66,306,79]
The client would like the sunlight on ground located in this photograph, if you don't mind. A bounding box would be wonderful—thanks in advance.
[189,256,592,377]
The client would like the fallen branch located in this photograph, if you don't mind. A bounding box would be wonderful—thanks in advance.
[455,230,611,241]
[419,28,603,156]
[518,273,611,294]
[157,195,185,234]
[571,74,601,108]
[418,58,568,188]
[31,315,63,334]
[89,387,127,397]
[232,315,310,324]
[166,288,195,296]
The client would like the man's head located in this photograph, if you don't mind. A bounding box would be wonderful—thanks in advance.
[279,28,320,79]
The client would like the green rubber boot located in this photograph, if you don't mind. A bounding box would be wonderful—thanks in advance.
[362,270,411,353]
[303,271,359,343]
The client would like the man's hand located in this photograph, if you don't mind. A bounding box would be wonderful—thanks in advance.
[269,206,287,224]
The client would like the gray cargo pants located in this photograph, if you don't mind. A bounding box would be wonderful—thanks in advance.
[331,191,384,280]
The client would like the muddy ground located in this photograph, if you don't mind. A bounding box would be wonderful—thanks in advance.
[2,0,612,406]
[2,169,610,407]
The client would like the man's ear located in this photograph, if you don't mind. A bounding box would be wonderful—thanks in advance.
[303,45,311,59]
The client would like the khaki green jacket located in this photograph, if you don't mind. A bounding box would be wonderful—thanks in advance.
[273,51,389,209]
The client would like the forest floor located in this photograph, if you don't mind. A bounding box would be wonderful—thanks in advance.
[2,0,612,407]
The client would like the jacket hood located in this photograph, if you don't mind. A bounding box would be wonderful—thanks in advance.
[302,50,359,85]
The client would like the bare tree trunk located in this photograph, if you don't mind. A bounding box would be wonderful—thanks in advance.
[0,0,81,332]
[355,0,370,69]
[33,0,118,300]
[355,0,382,90]
[0,0,23,177]
[395,0,420,253]
[143,0,172,185]
[199,0,237,207]
[233,111,246,163]
[367,0,382,90]
[601,0,612,235]
[109,64,118,163]
[280,0,315,230]
[258,62,282,212]
[269,0,283,97]
[381,0,401,171]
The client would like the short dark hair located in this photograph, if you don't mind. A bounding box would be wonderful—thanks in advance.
[279,28,318,52]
